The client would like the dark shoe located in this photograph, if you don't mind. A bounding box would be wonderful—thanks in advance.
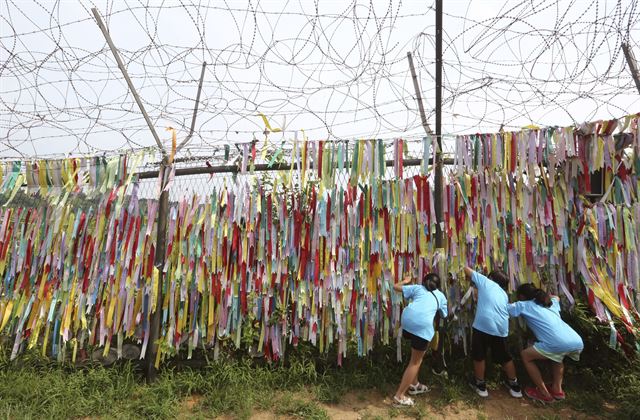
[505,379,523,398]
[469,378,489,397]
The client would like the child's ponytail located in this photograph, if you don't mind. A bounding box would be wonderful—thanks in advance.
[516,283,553,307]
[533,288,552,307]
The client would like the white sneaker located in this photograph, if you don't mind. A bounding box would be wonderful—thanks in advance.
[393,395,415,407]
[469,379,489,398]
[505,380,523,398]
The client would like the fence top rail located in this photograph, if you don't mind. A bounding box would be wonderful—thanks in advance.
[135,157,459,179]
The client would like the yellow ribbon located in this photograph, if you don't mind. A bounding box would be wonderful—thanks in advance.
[165,127,177,164]
[3,173,24,207]
[258,113,282,161]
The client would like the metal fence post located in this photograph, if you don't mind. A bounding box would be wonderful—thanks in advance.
[145,159,170,382]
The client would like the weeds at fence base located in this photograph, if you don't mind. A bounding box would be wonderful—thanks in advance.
[0,305,638,419]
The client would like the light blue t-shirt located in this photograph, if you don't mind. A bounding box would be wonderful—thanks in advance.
[508,297,584,354]
[401,285,448,341]
[471,271,509,337]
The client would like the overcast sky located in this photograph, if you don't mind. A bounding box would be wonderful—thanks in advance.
[1,0,639,159]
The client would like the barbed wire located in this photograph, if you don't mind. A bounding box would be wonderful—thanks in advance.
[0,0,638,159]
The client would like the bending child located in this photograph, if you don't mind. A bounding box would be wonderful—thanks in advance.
[508,283,584,403]
[392,273,448,407]
[464,266,522,398]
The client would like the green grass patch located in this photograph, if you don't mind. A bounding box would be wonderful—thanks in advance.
[274,393,329,420]
[0,362,179,419]
[0,306,638,420]
[0,342,404,419]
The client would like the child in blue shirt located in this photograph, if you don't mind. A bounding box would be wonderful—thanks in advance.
[508,283,584,403]
[464,267,522,398]
[392,273,448,407]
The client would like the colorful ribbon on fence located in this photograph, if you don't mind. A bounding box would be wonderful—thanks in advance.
[0,114,638,364]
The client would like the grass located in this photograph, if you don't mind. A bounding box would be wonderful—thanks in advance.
[0,363,177,419]
[0,339,438,419]
[0,354,634,420]
[0,302,638,419]
[0,342,401,420]
[274,394,329,420]
[0,347,635,420]
[428,364,473,409]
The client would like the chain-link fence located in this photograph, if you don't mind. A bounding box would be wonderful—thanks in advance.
[136,137,445,202]
[0,136,453,368]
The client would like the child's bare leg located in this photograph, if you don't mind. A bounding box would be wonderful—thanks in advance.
[521,347,551,397]
[473,360,485,381]
[551,361,564,393]
[395,348,426,399]
[502,360,517,381]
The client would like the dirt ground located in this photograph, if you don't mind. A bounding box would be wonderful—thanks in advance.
[197,386,601,420]
[316,390,592,419]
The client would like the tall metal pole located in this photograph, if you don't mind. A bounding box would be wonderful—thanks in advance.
[91,8,166,157]
[622,43,640,95]
[434,0,444,250]
[145,160,170,382]
[407,52,434,136]
[91,7,175,381]
[177,62,208,153]
[145,61,206,380]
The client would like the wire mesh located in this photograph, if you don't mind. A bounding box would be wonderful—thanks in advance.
[143,138,436,203]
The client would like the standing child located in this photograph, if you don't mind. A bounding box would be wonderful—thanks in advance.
[464,266,522,398]
[508,283,584,403]
[392,273,448,407]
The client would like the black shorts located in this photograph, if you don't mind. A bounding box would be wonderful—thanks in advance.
[471,328,512,363]
[403,329,429,351]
